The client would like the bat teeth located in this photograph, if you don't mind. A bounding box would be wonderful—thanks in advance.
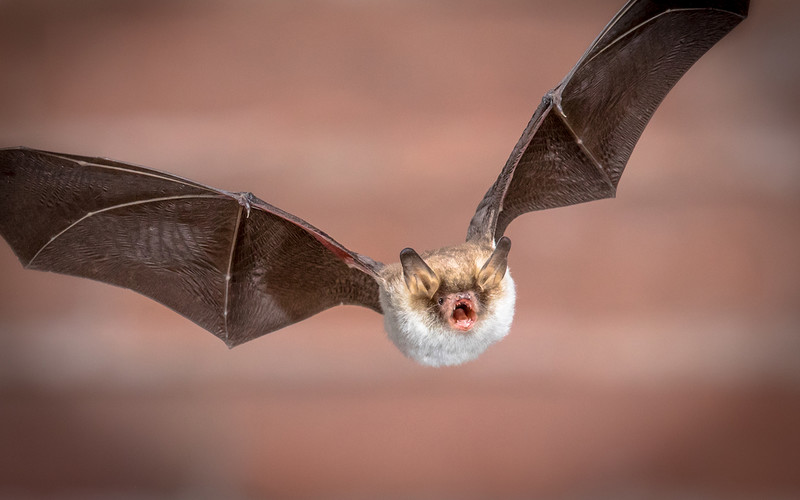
[450,298,478,331]
[454,298,472,311]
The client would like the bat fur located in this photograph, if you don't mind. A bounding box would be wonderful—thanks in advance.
[380,240,516,366]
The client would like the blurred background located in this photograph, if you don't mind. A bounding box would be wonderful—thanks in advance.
[0,0,798,498]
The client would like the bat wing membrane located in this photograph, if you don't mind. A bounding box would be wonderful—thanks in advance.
[0,148,381,347]
[467,0,748,242]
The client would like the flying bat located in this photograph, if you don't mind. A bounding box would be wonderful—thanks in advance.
[0,0,748,366]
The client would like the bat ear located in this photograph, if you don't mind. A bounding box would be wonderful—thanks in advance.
[400,248,440,299]
[478,236,511,291]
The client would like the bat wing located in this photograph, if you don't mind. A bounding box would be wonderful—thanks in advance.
[467,0,748,243]
[0,147,382,347]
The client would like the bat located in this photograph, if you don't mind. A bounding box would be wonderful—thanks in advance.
[0,0,749,367]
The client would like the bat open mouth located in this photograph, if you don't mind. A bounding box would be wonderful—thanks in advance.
[450,298,477,331]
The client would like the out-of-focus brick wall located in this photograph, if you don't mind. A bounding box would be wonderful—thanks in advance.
[1,1,797,498]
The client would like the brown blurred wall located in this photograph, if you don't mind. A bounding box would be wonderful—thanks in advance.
[1,1,798,498]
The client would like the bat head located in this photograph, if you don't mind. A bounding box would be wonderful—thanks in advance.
[399,236,511,332]
[381,237,515,366]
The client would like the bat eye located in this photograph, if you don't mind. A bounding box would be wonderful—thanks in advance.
[437,297,445,306]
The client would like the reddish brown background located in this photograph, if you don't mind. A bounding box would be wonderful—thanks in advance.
[1,1,798,498]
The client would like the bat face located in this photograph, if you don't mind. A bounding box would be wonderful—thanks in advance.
[378,240,516,367]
